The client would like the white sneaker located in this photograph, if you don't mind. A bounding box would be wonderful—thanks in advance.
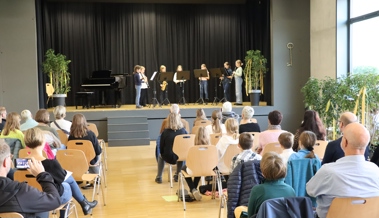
[192,188,202,201]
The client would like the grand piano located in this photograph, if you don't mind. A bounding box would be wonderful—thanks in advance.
[82,70,127,107]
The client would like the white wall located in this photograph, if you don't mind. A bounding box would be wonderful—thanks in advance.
[0,0,39,113]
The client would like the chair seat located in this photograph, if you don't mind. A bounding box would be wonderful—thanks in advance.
[82,174,99,181]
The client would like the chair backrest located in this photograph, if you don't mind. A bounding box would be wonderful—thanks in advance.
[172,134,195,161]
[56,149,89,181]
[210,133,222,146]
[261,142,283,156]
[223,144,241,172]
[66,140,95,166]
[186,145,218,177]
[0,212,24,218]
[56,129,68,146]
[3,138,22,159]
[246,132,260,150]
[18,148,48,159]
[46,83,55,97]
[14,170,42,191]
[87,123,99,137]
[194,120,212,126]
[326,197,379,218]
[314,140,328,159]
[191,125,201,135]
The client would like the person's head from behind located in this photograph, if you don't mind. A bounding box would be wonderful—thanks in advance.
[239,132,254,150]
[196,109,206,120]
[339,112,357,131]
[299,131,316,158]
[35,109,50,124]
[70,113,88,138]
[0,107,6,119]
[21,110,33,121]
[177,65,183,72]
[261,152,287,180]
[195,126,210,145]
[222,101,232,113]
[341,122,370,155]
[24,127,45,149]
[2,112,21,136]
[160,65,166,73]
[242,106,254,120]
[167,112,183,131]
[268,110,282,125]
[0,139,11,174]
[170,104,180,115]
[278,132,294,149]
[211,110,222,121]
[53,106,66,120]
[225,118,238,138]
[301,110,319,129]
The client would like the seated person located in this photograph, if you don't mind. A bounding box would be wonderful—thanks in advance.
[20,109,38,132]
[230,132,262,172]
[257,110,286,154]
[0,112,26,148]
[221,101,239,124]
[50,105,72,135]
[205,110,226,134]
[216,118,239,174]
[239,106,260,133]
[35,109,63,150]
[278,132,295,165]
[24,127,98,216]
[192,108,208,126]
[288,131,321,163]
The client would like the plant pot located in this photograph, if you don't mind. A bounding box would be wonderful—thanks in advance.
[53,94,67,106]
[249,90,261,106]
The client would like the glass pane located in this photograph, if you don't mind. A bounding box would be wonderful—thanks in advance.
[350,0,379,18]
[350,16,379,74]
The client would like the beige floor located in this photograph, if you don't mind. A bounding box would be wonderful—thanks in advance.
[74,141,223,218]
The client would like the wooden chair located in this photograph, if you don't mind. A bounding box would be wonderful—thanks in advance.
[194,120,212,126]
[178,145,220,211]
[18,148,48,159]
[56,129,68,146]
[246,132,260,151]
[191,125,201,135]
[0,212,24,218]
[87,123,99,137]
[210,133,222,146]
[220,144,241,174]
[56,149,106,206]
[261,142,283,156]
[326,197,379,218]
[314,140,328,160]
[46,83,55,105]
[87,122,108,171]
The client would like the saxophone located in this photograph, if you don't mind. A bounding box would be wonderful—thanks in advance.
[161,81,168,91]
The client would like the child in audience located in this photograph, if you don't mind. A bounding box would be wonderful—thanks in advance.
[288,131,321,163]
[206,110,226,134]
[216,118,239,173]
[230,132,262,172]
[0,112,25,147]
[193,108,207,126]
[278,132,295,165]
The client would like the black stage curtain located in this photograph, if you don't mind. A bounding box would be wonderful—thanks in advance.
[37,0,271,106]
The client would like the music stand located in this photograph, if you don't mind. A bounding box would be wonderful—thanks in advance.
[176,71,190,105]
[149,71,161,108]
[159,72,173,106]
[209,68,224,105]
[194,69,208,105]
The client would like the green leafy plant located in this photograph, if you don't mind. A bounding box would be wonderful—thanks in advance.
[43,49,71,94]
[244,50,268,95]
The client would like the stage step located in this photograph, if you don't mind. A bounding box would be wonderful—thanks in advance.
[107,116,150,146]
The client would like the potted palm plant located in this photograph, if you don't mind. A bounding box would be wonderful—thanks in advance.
[43,49,71,106]
[244,50,268,106]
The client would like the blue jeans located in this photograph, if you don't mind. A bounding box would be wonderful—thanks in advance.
[135,85,141,106]
[235,76,243,103]
[223,80,231,101]
[199,80,208,99]
[65,175,85,202]
[59,182,72,218]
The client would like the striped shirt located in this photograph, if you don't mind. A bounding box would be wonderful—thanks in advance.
[231,150,262,172]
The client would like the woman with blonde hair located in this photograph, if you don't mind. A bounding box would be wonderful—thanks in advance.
[195,126,210,145]
[0,112,25,148]
[155,112,187,184]
[239,106,261,133]
[50,105,72,134]
[68,113,102,174]
[24,127,98,216]
[288,131,321,162]
[206,110,226,134]
[233,60,243,105]
[216,118,239,173]
[193,108,207,126]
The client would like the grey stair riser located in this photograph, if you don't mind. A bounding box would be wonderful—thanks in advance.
[108,123,148,131]
[108,139,150,146]
[108,131,149,139]
[108,117,147,124]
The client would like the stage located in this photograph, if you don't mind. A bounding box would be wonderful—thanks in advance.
[55,102,273,146]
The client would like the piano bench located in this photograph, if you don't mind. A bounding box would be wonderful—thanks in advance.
[75,92,95,109]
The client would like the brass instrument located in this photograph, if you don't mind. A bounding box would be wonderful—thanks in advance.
[161,81,168,91]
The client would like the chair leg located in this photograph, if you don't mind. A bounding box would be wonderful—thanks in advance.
[100,176,106,206]
[169,165,173,188]
[211,176,216,199]
[180,172,186,211]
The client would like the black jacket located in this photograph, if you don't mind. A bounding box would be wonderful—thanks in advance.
[0,172,61,218]
[68,130,102,165]
[160,128,187,164]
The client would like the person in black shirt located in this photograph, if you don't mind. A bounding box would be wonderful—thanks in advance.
[239,106,261,133]
[221,62,233,102]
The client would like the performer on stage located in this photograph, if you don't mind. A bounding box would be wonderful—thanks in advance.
[140,66,148,107]
[233,60,243,105]
[133,65,143,108]
[221,62,233,102]
[199,64,210,103]
[173,65,185,103]
[159,65,168,105]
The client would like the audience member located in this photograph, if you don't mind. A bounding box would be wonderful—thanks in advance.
[306,123,379,218]
[50,105,72,135]
[0,112,26,148]
[323,112,369,164]
[205,110,226,134]
[292,110,326,151]
[159,104,189,134]
[278,132,295,165]
[156,113,187,184]
[288,131,321,163]
[0,107,6,131]
[24,127,98,216]
[0,140,61,217]
[239,106,260,133]
[193,108,208,126]
[216,118,239,173]
[35,109,62,151]
[230,132,261,172]
[258,110,286,154]
[221,101,239,124]
[20,109,38,131]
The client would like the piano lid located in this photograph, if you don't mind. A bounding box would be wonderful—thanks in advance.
[92,70,112,78]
